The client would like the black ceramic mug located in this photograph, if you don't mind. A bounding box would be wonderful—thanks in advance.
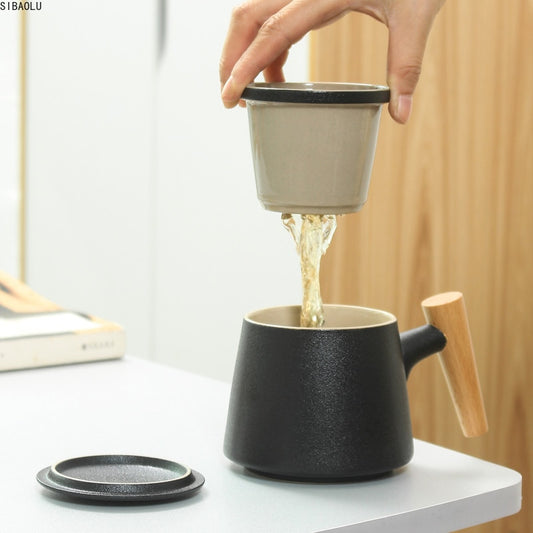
[224,294,487,480]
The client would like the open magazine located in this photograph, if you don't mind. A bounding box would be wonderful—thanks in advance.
[0,271,125,371]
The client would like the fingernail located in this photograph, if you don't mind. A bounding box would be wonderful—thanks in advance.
[221,76,237,108]
[396,94,413,123]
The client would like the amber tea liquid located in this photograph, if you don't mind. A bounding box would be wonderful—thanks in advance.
[282,214,337,327]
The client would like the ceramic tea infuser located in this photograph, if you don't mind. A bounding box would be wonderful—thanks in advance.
[242,82,389,214]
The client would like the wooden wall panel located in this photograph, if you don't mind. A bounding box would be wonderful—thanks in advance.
[311,2,532,531]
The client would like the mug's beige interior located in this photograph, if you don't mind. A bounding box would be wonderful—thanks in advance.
[246,305,396,329]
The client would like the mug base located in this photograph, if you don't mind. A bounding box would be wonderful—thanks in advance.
[244,466,404,484]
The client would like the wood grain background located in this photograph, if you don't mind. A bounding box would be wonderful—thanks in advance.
[310,1,532,531]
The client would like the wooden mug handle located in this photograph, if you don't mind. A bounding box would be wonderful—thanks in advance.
[421,292,488,437]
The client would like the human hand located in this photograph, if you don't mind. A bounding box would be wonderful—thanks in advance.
[220,0,445,123]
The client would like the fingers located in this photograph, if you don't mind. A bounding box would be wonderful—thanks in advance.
[221,0,352,108]
[219,0,291,96]
[386,0,444,123]
[220,0,445,122]
[263,49,289,83]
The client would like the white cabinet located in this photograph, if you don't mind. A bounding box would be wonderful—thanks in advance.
[0,13,22,278]
[26,0,157,357]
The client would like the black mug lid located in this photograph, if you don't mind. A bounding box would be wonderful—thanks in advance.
[241,82,390,104]
[36,454,205,503]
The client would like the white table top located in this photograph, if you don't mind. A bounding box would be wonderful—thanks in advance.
[0,357,521,532]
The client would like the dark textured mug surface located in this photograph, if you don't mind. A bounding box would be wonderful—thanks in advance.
[224,304,446,480]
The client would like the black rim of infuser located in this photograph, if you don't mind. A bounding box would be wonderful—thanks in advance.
[241,82,390,104]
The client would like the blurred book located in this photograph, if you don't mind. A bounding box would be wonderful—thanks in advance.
[0,271,125,371]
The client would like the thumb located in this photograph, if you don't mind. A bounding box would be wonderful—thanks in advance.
[386,5,439,123]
